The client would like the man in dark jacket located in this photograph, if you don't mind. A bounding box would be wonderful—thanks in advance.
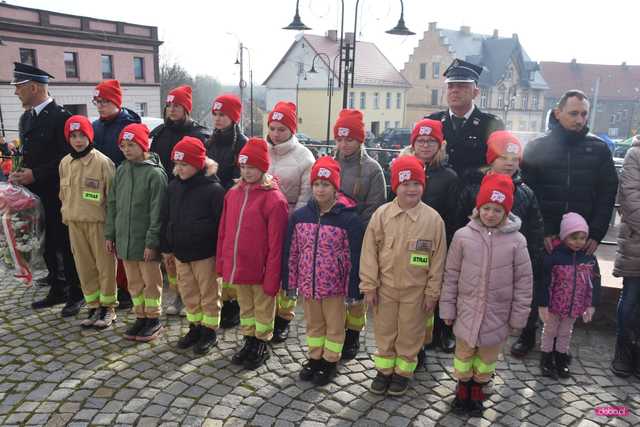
[91,80,141,309]
[522,90,618,255]
[427,59,504,180]
[10,62,83,316]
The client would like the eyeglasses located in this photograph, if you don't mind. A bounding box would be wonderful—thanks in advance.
[92,98,111,106]
[414,140,440,147]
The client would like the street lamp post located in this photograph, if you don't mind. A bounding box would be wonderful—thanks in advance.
[234,43,253,136]
[309,53,341,144]
[503,86,518,128]
[283,0,414,109]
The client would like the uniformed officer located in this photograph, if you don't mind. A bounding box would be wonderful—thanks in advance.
[427,59,504,180]
[9,62,84,317]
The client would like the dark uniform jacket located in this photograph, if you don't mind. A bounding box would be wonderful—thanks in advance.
[427,106,504,180]
[150,119,210,178]
[521,125,618,243]
[206,124,247,191]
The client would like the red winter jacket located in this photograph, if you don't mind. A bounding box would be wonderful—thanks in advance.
[216,177,289,296]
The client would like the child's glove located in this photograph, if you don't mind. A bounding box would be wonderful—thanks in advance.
[286,288,298,300]
[582,306,595,323]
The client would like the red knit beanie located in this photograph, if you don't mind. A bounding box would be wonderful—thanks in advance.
[268,102,297,134]
[172,136,206,170]
[310,156,341,190]
[476,173,515,214]
[411,119,444,147]
[166,85,193,114]
[391,155,426,193]
[238,137,270,173]
[334,109,365,143]
[211,94,241,123]
[486,131,522,165]
[64,115,94,144]
[119,123,150,153]
[94,80,122,108]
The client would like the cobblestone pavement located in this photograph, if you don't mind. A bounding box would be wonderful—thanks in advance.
[0,273,638,427]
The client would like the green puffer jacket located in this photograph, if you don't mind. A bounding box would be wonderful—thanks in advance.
[105,152,167,261]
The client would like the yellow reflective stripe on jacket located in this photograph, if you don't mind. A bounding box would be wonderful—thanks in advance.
[131,295,145,306]
[346,312,366,328]
[255,320,274,333]
[324,339,343,354]
[144,297,161,308]
[374,355,395,369]
[277,294,297,309]
[202,315,220,328]
[472,356,496,374]
[307,336,325,348]
[453,357,473,373]
[186,312,203,323]
[395,357,417,373]
[240,317,255,327]
[425,315,434,328]
[99,294,117,305]
[84,290,100,303]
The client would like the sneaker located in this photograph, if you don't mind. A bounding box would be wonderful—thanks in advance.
[468,380,485,417]
[554,351,571,379]
[80,308,100,328]
[232,336,255,365]
[193,326,218,355]
[540,351,557,378]
[370,372,392,394]
[177,324,202,350]
[299,359,322,381]
[166,294,184,316]
[137,318,163,342]
[271,316,290,343]
[312,360,337,386]
[220,300,240,328]
[387,374,410,396]
[341,330,360,361]
[244,339,271,370]
[451,380,470,414]
[124,318,147,340]
[94,307,117,329]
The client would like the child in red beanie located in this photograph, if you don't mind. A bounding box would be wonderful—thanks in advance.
[105,123,168,342]
[282,156,364,386]
[360,155,447,396]
[160,136,225,355]
[60,115,117,329]
[440,173,533,416]
[216,137,289,369]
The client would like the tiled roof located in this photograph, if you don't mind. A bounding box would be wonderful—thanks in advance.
[540,61,640,101]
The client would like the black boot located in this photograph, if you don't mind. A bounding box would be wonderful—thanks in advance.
[417,346,427,370]
[370,372,392,394]
[220,300,240,328]
[341,329,360,360]
[554,351,571,378]
[138,318,162,342]
[388,374,410,396]
[468,380,485,417]
[193,326,218,355]
[299,358,322,381]
[439,323,456,353]
[124,318,147,341]
[511,327,536,358]
[232,336,255,365]
[451,380,470,414]
[244,338,271,370]
[271,316,290,344]
[610,336,634,378]
[540,351,557,378]
[177,324,202,349]
[32,291,67,310]
[312,359,337,386]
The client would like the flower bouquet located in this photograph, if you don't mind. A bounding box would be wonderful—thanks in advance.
[0,180,44,285]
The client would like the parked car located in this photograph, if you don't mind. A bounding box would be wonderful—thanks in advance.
[377,128,411,149]
[296,133,320,145]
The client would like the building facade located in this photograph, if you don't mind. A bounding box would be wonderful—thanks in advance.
[540,60,640,139]
[263,31,410,141]
[402,23,548,135]
[0,3,163,140]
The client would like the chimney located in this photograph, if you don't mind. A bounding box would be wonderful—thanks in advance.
[460,25,471,35]
[492,29,499,38]
[428,22,437,31]
[326,30,338,42]
[344,32,355,45]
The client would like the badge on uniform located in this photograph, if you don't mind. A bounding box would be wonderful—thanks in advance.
[410,253,429,268]
[84,178,100,189]
[82,191,101,202]
[473,118,480,126]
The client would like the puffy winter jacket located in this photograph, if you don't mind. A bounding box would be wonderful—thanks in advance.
[283,194,364,300]
[150,119,210,177]
[92,108,141,166]
[440,214,533,347]
[453,169,545,282]
[215,177,289,296]
[337,147,387,226]
[614,139,640,277]
[160,170,225,263]
[105,152,167,261]
[267,135,315,212]
[539,243,601,318]
[521,125,618,242]
[206,124,247,191]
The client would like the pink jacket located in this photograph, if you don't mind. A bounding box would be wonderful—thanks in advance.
[216,177,290,296]
[440,213,533,347]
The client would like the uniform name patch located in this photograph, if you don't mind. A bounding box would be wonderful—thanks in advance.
[410,253,429,268]
[84,178,100,189]
[82,191,101,202]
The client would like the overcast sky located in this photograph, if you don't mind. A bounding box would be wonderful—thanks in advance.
[14,0,640,85]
